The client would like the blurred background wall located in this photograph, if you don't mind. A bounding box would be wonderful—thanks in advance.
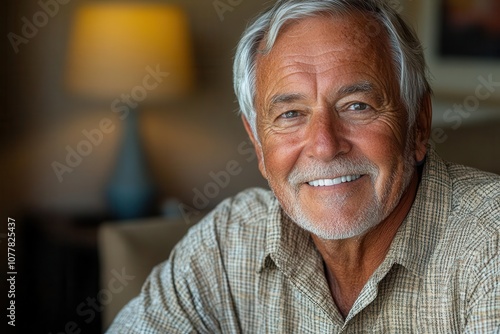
[2,0,270,220]
[1,0,499,333]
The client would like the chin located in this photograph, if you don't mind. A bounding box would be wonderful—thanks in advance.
[287,203,385,240]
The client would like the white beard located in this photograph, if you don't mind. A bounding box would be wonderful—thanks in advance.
[267,139,416,240]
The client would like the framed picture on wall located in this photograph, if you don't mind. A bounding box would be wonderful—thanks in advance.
[438,0,500,58]
[419,0,500,99]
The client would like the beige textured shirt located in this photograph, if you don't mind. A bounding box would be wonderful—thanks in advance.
[108,149,500,333]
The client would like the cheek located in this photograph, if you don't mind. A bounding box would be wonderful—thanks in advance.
[357,115,408,158]
[358,133,402,159]
[353,127,408,184]
[261,135,302,182]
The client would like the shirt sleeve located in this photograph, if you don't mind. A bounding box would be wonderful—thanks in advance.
[464,280,500,333]
[463,217,500,333]
[105,259,212,333]
[106,202,242,334]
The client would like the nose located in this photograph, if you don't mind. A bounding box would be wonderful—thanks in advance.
[304,111,351,162]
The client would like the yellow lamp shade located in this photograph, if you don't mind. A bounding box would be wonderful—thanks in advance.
[65,3,195,101]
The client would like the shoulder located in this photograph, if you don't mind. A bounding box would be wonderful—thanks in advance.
[447,162,499,200]
[108,188,276,333]
[173,187,276,265]
[440,162,499,279]
[420,159,499,321]
[446,162,500,231]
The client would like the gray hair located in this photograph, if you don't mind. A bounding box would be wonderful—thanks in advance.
[233,0,431,138]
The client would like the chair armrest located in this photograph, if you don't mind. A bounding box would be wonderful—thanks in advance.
[98,217,194,330]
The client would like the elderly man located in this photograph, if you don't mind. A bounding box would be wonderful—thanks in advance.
[109,0,499,332]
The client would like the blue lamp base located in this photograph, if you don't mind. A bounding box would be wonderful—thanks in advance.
[106,111,155,220]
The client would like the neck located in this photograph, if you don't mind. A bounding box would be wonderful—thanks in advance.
[312,171,419,318]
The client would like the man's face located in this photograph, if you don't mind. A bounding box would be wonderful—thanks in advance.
[247,14,425,240]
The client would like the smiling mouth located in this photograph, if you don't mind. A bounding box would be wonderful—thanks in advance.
[307,174,362,187]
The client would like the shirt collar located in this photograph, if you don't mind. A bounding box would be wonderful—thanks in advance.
[260,198,321,276]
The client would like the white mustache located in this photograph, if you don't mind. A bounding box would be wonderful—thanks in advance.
[287,156,379,185]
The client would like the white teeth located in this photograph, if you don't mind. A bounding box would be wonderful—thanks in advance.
[307,174,361,187]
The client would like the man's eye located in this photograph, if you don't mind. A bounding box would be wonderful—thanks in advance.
[281,110,300,119]
[348,103,369,111]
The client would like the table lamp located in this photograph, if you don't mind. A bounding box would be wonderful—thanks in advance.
[65,3,195,219]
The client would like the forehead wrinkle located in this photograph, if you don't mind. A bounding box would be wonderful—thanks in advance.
[258,61,317,109]
[277,49,345,74]
[255,15,399,117]
[274,46,382,82]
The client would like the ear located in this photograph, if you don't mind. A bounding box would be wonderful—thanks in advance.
[414,93,432,163]
[242,115,267,179]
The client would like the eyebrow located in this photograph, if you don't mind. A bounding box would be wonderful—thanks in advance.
[266,81,381,112]
[269,93,307,107]
[338,81,374,96]
[338,81,384,105]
